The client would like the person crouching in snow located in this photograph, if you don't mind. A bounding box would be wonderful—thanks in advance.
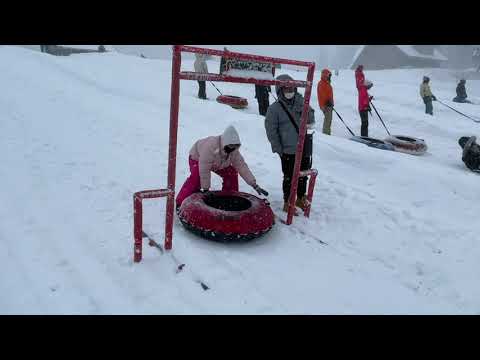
[175,125,268,210]
[458,136,480,172]
[355,65,373,137]
[317,68,334,135]
[265,74,315,214]
[453,79,471,104]
[420,76,436,115]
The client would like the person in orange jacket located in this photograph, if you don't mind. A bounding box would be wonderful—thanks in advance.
[317,69,334,135]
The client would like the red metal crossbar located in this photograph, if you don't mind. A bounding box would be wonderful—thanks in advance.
[180,45,314,68]
[133,45,317,262]
[179,71,308,88]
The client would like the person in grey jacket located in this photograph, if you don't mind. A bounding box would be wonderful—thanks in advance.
[194,53,208,99]
[265,74,315,213]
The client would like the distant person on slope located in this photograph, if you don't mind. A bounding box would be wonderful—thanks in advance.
[265,74,315,214]
[317,68,334,135]
[176,125,268,210]
[458,136,480,172]
[220,47,228,74]
[473,48,480,72]
[453,79,471,103]
[420,76,436,116]
[255,84,272,116]
[355,65,373,136]
[194,53,208,100]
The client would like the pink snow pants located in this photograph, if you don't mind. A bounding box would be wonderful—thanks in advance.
[176,156,239,207]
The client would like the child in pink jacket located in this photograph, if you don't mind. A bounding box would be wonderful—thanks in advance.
[176,125,268,209]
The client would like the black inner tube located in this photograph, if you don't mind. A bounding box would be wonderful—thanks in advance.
[204,195,252,211]
[360,137,385,144]
[395,136,416,142]
[221,95,241,99]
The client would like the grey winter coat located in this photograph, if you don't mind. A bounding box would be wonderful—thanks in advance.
[264,93,315,155]
[194,54,208,74]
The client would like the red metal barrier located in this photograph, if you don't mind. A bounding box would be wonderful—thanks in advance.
[133,45,318,262]
[300,169,318,218]
[133,189,173,263]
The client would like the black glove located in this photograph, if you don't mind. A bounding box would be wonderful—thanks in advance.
[366,105,372,112]
[369,95,374,101]
[432,95,437,101]
[326,100,333,108]
[253,184,269,196]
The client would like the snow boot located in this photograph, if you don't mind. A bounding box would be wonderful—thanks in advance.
[295,196,309,211]
[283,202,299,216]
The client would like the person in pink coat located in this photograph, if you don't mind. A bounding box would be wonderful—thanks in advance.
[355,65,374,137]
[176,125,268,209]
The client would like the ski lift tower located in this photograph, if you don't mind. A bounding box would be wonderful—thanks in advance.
[133,45,318,262]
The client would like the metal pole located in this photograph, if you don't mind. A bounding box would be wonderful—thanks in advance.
[209,81,223,95]
[370,101,391,136]
[436,99,480,122]
[286,64,315,225]
[164,45,182,250]
[332,107,356,136]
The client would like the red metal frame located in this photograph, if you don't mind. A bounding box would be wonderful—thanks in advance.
[133,45,317,262]
[133,189,173,263]
[300,169,318,218]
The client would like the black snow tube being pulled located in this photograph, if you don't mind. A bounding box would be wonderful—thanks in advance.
[384,135,428,156]
[350,136,395,151]
[178,191,275,243]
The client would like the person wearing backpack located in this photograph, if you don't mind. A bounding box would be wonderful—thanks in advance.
[265,74,316,214]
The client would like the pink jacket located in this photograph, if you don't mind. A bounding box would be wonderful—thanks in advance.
[355,69,370,112]
[189,126,257,190]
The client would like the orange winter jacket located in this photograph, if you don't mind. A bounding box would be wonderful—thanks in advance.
[317,69,334,111]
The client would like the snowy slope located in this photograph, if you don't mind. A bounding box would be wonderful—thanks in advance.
[1,46,480,314]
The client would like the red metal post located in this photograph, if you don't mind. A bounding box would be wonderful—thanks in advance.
[164,45,182,250]
[133,194,143,263]
[286,64,316,225]
[302,169,318,218]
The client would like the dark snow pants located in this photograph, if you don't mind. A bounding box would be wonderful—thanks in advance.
[423,97,433,115]
[257,94,270,116]
[281,153,312,202]
[197,81,206,99]
[453,97,471,104]
[360,110,369,137]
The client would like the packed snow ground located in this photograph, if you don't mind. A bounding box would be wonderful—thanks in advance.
[1,46,480,314]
